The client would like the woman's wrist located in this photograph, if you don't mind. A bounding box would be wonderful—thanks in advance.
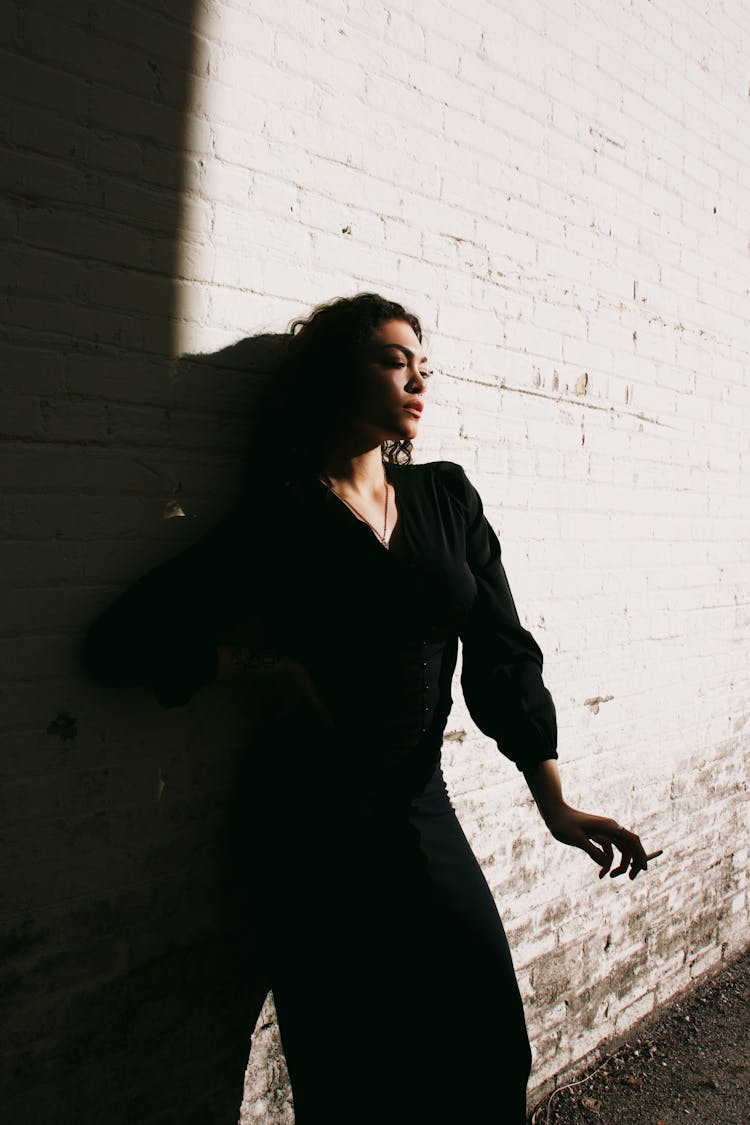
[522,758,571,827]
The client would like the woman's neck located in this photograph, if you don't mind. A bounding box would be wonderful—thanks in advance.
[319,447,385,499]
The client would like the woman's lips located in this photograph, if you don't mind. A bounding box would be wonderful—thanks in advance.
[404,407,422,418]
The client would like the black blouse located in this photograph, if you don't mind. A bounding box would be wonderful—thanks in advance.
[81,460,557,777]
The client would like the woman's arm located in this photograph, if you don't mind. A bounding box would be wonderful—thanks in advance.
[451,462,656,880]
[523,758,652,879]
[82,516,249,707]
[453,462,558,774]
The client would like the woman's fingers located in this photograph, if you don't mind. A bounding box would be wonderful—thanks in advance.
[552,810,659,882]
[607,826,650,880]
[588,823,652,880]
[609,854,631,878]
[590,835,614,878]
[579,836,609,868]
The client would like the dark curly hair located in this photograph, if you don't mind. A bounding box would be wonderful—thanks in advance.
[249,292,423,484]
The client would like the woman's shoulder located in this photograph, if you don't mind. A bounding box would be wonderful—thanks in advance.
[398,456,470,488]
[392,458,467,479]
[396,458,470,496]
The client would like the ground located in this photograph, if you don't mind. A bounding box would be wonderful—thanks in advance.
[527,947,750,1125]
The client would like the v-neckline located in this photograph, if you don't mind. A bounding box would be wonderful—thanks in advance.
[318,461,404,551]
[383,461,402,549]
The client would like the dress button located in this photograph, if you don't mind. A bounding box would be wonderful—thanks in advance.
[422,661,428,668]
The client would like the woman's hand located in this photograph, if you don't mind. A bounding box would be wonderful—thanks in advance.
[216,632,335,727]
[523,759,657,880]
[279,658,336,728]
[543,805,650,880]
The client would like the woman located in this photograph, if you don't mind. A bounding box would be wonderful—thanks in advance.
[82,293,652,1123]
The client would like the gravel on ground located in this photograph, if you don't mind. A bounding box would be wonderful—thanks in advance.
[527,946,750,1125]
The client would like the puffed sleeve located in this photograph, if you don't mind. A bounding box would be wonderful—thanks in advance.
[455,463,558,772]
[80,514,248,708]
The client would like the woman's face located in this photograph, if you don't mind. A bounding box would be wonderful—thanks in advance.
[340,318,431,446]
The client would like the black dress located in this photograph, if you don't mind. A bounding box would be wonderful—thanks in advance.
[82,459,558,1124]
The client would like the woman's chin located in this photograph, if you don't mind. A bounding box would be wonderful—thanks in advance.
[399,417,421,438]
[378,415,421,445]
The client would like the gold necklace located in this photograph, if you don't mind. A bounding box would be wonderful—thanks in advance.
[319,464,390,548]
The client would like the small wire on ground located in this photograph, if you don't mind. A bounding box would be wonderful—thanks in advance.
[529,1047,621,1124]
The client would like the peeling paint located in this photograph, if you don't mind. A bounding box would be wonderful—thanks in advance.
[490,380,670,427]
[163,481,192,519]
[583,695,614,715]
[163,498,187,518]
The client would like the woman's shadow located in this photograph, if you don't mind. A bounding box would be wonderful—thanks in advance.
[167,332,292,518]
[76,333,297,1125]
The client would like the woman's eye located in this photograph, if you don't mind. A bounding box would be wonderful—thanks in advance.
[386,360,432,378]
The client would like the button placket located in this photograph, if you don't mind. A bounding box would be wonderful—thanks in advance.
[420,643,430,733]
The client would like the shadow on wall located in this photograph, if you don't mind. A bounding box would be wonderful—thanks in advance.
[169,334,292,517]
[68,334,294,1125]
[3,5,292,1123]
[36,332,298,1125]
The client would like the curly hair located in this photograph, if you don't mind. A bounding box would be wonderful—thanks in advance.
[250,292,423,483]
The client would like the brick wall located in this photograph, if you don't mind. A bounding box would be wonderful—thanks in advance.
[3,0,748,1120]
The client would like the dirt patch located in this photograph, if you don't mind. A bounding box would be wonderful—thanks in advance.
[528,947,750,1125]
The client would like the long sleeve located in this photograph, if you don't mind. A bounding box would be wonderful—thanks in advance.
[455,464,558,772]
[80,515,250,708]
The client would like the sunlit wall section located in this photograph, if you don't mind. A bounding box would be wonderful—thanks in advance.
[176,3,447,357]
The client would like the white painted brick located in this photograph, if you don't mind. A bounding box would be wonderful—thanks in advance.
[199,7,275,62]
[504,320,565,362]
[274,29,364,98]
[418,26,458,73]
[405,0,483,50]
[485,224,539,267]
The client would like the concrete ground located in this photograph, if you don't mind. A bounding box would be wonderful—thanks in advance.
[527,946,750,1125]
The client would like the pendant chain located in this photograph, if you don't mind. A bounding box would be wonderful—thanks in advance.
[319,464,390,548]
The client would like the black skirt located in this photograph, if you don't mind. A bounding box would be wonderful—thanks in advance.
[232,710,532,1124]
